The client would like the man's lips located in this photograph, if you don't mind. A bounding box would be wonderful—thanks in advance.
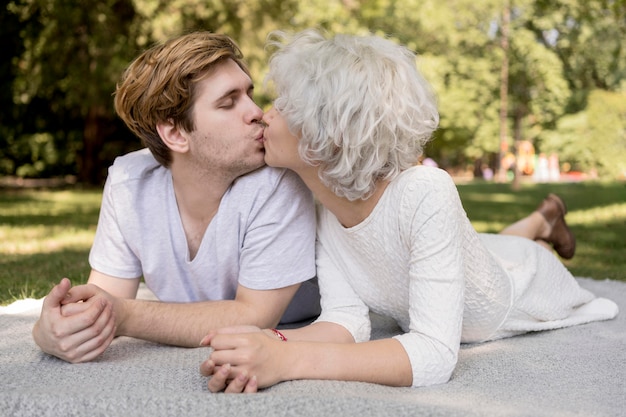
[255,129,265,143]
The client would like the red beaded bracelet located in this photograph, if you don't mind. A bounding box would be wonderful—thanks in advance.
[270,328,288,341]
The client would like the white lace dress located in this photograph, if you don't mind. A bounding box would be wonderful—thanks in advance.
[314,165,618,387]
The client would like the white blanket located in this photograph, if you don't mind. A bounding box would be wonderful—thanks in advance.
[1,278,624,417]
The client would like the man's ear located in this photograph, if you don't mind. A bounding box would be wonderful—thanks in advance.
[156,119,189,154]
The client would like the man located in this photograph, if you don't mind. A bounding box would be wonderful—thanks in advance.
[32,32,319,363]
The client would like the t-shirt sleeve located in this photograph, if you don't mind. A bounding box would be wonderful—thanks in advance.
[237,169,316,290]
[392,170,465,387]
[88,171,142,279]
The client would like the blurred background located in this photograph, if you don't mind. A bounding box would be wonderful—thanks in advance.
[0,0,625,187]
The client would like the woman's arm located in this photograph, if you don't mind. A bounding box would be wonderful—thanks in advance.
[275,321,355,343]
[201,323,412,392]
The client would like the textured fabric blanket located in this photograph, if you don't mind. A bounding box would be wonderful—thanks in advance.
[1,278,624,417]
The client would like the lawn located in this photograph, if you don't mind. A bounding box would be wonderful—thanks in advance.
[1,180,625,305]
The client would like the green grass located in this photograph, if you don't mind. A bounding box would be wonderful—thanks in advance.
[458,180,626,281]
[1,180,624,306]
[0,188,101,305]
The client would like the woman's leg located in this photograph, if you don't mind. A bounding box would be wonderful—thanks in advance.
[500,211,551,241]
[499,194,576,259]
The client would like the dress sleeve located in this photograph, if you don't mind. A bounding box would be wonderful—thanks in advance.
[313,239,371,343]
[392,170,465,387]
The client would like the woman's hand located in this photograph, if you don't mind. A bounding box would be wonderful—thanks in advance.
[199,326,289,393]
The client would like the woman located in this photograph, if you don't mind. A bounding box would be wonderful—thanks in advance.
[199,29,618,393]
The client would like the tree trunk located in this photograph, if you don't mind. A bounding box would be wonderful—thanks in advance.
[79,106,107,185]
[497,3,510,183]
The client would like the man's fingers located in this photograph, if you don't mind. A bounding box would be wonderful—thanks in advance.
[68,305,116,362]
[201,354,258,394]
[243,375,258,393]
[61,301,91,316]
[224,370,251,394]
[199,359,216,377]
[42,278,72,310]
[55,300,115,363]
[63,284,100,304]
[52,298,108,345]
[207,363,231,393]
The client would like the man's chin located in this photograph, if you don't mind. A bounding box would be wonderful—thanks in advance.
[243,160,268,175]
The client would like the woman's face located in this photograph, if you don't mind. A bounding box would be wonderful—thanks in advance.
[261,106,304,170]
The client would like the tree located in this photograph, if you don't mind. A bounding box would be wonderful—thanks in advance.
[8,0,142,183]
[529,0,626,109]
[542,90,626,177]
[2,0,624,182]
[0,1,27,175]
[527,0,626,177]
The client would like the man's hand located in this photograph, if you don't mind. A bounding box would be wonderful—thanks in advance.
[32,278,117,363]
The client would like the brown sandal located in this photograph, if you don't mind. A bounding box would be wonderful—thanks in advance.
[535,194,576,259]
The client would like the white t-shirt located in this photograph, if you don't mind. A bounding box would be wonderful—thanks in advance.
[89,149,318,320]
[314,165,617,387]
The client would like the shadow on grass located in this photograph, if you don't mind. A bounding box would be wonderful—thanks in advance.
[0,249,92,305]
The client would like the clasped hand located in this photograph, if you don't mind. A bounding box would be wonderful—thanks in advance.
[199,325,286,393]
[32,278,119,363]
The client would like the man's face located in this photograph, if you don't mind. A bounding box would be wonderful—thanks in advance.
[185,59,266,178]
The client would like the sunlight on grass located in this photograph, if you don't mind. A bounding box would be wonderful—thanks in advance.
[0,190,102,217]
[567,203,626,226]
[0,225,95,254]
[0,189,100,256]
[458,192,525,204]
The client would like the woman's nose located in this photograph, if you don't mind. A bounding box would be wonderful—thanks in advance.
[262,107,275,125]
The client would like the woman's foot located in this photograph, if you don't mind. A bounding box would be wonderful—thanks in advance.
[536,194,576,259]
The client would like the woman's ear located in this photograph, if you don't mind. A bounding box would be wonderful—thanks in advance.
[156,119,189,154]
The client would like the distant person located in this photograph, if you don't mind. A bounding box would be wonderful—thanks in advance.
[548,153,561,182]
[199,29,618,393]
[32,32,320,363]
[482,164,494,181]
[534,153,550,183]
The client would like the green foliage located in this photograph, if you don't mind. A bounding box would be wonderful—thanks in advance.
[3,0,143,183]
[529,0,626,108]
[541,89,626,177]
[0,0,625,182]
[586,90,626,177]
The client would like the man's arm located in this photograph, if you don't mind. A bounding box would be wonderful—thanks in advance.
[88,269,140,298]
[112,283,300,347]
[65,271,301,348]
